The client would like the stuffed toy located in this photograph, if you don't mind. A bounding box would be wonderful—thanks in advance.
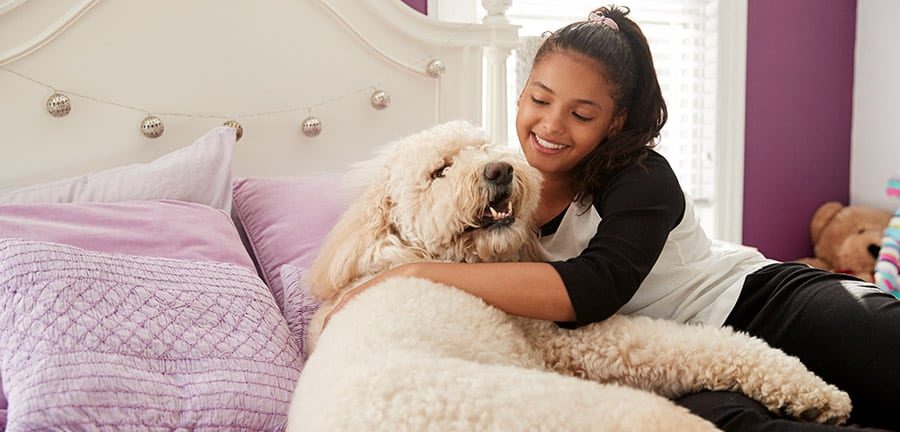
[796,201,892,283]
[874,171,900,297]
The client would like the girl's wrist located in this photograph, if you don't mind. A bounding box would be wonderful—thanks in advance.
[396,262,422,278]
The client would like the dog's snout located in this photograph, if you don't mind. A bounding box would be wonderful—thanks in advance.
[484,162,513,185]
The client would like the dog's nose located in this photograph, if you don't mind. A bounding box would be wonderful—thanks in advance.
[484,162,513,185]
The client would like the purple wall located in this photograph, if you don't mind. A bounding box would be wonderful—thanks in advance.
[402,0,427,15]
[743,0,856,261]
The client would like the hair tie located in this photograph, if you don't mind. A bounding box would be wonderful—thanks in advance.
[588,11,619,32]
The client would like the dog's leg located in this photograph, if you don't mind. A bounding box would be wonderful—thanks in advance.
[290,352,717,432]
[530,315,852,425]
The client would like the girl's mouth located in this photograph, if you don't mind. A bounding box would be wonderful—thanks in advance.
[532,133,568,154]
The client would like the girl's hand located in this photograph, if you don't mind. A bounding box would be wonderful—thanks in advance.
[322,263,416,328]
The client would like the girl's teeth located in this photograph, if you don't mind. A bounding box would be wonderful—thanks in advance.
[535,134,565,150]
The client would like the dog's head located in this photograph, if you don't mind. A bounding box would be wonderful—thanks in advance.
[306,120,543,301]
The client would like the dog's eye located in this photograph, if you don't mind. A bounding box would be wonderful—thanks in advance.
[431,162,452,179]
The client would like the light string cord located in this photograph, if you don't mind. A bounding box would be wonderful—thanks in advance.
[0,6,481,120]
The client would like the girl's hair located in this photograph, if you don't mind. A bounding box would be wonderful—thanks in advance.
[532,5,667,201]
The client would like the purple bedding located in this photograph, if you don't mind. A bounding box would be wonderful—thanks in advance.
[0,238,301,431]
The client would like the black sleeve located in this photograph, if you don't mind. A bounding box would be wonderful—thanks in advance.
[549,151,685,328]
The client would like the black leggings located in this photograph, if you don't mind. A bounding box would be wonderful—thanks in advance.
[674,263,900,431]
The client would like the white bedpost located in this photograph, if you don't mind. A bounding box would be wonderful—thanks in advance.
[481,0,518,146]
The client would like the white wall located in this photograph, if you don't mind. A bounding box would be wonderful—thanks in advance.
[851,0,900,210]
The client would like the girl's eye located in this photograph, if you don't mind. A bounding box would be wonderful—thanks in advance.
[530,96,548,105]
[431,163,452,179]
[573,112,593,121]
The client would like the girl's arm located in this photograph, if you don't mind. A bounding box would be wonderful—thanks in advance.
[324,262,575,325]
[324,152,685,328]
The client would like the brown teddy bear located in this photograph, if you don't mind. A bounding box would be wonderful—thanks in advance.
[796,201,892,282]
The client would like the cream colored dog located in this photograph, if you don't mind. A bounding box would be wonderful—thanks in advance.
[287,121,851,431]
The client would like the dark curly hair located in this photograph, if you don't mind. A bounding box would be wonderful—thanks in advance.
[532,5,667,201]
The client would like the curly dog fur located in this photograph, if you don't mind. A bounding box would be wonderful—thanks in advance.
[287,121,851,431]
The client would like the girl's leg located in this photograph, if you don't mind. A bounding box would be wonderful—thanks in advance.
[675,390,887,431]
[723,263,900,430]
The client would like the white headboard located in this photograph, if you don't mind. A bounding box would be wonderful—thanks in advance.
[0,0,518,189]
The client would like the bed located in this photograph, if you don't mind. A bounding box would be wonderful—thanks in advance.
[0,0,517,429]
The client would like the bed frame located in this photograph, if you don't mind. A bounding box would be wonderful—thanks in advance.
[0,0,518,189]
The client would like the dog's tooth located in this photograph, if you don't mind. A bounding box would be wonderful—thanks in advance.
[507,201,513,213]
[490,207,499,218]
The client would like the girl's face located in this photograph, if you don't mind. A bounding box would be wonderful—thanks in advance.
[516,51,626,181]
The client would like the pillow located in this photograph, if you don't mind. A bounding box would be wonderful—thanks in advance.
[280,264,321,360]
[0,126,236,213]
[0,198,260,420]
[0,199,253,270]
[0,238,301,430]
[232,175,347,308]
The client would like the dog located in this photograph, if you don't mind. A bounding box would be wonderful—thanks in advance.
[287,120,850,431]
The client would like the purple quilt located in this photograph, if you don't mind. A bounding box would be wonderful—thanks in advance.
[0,238,301,431]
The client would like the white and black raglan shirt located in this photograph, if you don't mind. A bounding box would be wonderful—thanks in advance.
[538,150,777,329]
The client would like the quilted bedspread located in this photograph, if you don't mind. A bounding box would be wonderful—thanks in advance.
[0,238,301,431]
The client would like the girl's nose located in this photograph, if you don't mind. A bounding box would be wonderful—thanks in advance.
[541,109,565,136]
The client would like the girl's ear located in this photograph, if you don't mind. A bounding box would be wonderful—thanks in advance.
[609,108,628,136]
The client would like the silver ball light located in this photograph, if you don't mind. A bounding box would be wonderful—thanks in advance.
[370,89,391,110]
[426,59,446,78]
[223,120,243,141]
[301,116,322,137]
[140,115,165,138]
[46,92,71,117]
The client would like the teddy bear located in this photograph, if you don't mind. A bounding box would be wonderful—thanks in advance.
[796,201,893,282]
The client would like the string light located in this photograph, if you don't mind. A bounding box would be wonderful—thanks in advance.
[1,54,445,139]
[370,89,391,110]
[0,0,512,141]
[301,116,323,138]
[223,120,243,141]
[140,115,164,138]
[46,92,71,117]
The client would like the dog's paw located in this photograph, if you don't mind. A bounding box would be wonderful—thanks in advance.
[778,384,851,425]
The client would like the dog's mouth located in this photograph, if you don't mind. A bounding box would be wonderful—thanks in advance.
[475,193,515,229]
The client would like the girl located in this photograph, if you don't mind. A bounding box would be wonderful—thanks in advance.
[327,5,900,431]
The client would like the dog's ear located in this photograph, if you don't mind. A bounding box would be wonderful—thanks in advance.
[305,168,409,302]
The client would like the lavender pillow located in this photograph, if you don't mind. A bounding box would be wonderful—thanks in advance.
[0,199,259,417]
[280,264,321,359]
[0,199,254,270]
[0,126,236,213]
[0,238,301,430]
[232,175,347,308]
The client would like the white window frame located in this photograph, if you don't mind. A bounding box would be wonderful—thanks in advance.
[714,0,747,244]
